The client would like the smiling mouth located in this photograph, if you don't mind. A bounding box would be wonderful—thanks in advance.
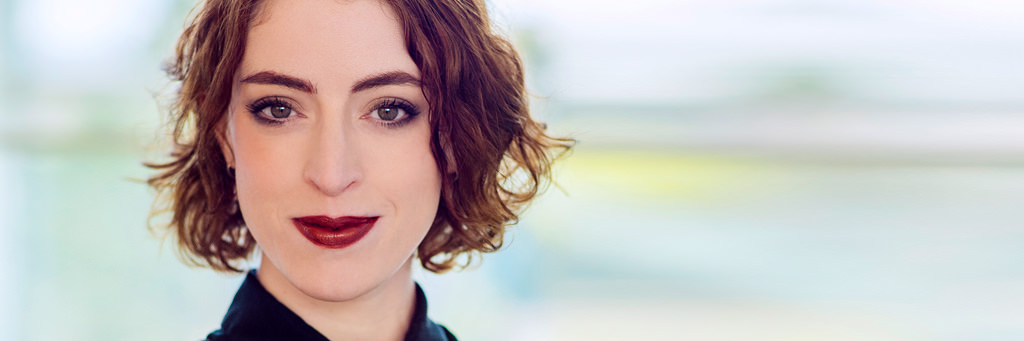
[292,216,378,248]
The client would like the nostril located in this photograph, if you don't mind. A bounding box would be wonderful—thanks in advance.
[304,161,362,197]
[303,126,363,197]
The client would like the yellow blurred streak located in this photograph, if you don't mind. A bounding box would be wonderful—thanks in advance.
[561,148,768,201]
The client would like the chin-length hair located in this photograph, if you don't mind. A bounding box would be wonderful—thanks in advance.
[147,0,573,273]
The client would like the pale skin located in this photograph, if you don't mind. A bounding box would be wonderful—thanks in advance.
[218,0,443,340]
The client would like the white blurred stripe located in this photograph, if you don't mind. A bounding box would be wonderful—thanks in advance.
[0,149,16,340]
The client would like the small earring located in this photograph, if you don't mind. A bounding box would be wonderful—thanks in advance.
[229,190,239,215]
[228,175,239,215]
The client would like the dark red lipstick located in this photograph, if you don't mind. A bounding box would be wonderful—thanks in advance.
[292,216,377,249]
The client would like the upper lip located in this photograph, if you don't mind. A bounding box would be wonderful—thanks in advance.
[293,215,378,229]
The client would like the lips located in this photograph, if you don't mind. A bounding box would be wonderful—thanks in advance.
[292,215,378,249]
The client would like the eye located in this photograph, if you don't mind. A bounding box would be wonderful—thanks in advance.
[264,105,293,119]
[371,106,406,122]
[366,98,421,128]
[245,96,299,125]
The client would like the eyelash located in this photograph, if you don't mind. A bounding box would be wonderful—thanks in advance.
[244,96,422,128]
[245,96,295,126]
[369,98,421,128]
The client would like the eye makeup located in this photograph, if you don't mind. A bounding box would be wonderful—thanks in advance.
[246,96,298,126]
[367,97,421,129]
[243,95,423,129]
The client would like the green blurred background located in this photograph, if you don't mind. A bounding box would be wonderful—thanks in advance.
[2,0,1024,340]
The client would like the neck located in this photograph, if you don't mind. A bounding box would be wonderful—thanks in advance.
[255,254,417,341]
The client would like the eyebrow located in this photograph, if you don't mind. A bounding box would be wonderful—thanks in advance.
[240,71,317,94]
[351,71,421,93]
[239,70,420,94]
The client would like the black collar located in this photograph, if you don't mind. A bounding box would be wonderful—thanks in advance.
[206,271,456,341]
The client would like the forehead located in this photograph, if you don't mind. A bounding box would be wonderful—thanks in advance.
[241,0,418,86]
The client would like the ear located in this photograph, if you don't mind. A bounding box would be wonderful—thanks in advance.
[215,115,235,169]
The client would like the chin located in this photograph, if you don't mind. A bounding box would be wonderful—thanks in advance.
[298,281,372,302]
[251,214,427,304]
[289,255,412,303]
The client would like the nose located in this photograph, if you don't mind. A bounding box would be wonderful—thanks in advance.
[303,121,363,197]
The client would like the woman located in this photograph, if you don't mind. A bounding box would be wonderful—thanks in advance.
[146,0,572,340]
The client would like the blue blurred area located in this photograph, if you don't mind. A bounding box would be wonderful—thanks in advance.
[1,0,1023,340]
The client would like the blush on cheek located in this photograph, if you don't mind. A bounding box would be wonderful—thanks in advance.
[229,111,303,249]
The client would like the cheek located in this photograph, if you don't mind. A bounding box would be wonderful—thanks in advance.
[230,117,303,216]
[394,151,443,213]
[372,126,442,222]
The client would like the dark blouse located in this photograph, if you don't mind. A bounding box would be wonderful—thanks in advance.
[206,271,456,341]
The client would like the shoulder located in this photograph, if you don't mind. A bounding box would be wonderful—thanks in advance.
[439,325,458,341]
[405,284,458,341]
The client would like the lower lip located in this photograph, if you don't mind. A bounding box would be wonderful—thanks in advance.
[292,218,377,249]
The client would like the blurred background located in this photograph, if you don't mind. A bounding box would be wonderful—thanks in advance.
[1,0,1023,340]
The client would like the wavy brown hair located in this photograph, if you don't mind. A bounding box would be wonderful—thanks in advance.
[147,0,573,273]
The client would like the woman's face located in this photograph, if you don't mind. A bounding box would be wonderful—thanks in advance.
[222,0,441,301]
